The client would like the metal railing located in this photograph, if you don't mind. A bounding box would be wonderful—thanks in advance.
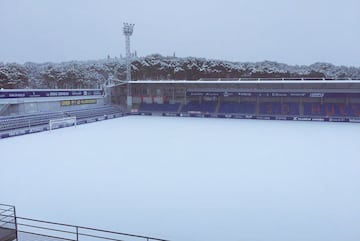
[0,204,17,231]
[0,204,169,241]
[0,204,18,241]
[16,217,170,241]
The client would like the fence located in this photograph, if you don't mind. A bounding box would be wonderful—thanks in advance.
[0,204,169,241]
[0,204,17,241]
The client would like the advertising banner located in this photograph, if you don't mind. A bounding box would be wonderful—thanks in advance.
[0,90,104,99]
[186,91,360,98]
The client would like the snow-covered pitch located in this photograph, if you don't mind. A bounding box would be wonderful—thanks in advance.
[2,116,360,241]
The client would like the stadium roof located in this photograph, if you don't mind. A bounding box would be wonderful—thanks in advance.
[128,78,360,84]
[111,78,360,93]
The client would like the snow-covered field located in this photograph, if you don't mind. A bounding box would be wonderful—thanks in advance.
[1,116,360,241]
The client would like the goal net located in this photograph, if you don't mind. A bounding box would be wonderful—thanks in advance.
[49,116,77,130]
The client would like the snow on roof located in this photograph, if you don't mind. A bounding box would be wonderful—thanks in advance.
[127,79,360,84]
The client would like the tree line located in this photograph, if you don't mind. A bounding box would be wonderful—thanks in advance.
[1,54,359,89]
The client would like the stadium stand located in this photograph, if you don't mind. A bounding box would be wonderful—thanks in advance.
[219,102,256,114]
[259,102,299,116]
[0,105,122,138]
[350,103,360,116]
[110,79,360,122]
[181,101,217,113]
[304,103,360,117]
[0,111,64,132]
[139,103,180,113]
[2,79,360,139]
[65,105,122,122]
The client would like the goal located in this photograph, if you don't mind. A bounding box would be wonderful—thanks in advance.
[49,116,77,130]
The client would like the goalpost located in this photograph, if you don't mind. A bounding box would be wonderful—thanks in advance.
[49,116,77,131]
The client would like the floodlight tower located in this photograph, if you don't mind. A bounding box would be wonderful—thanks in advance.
[123,23,134,82]
[123,23,134,109]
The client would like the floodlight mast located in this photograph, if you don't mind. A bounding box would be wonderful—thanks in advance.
[123,23,134,82]
[123,23,134,109]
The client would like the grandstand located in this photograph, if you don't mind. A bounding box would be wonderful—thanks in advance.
[0,89,123,139]
[111,78,360,122]
[1,78,360,139]
[0,105,123,138]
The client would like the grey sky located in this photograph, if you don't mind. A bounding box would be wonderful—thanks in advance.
[1,0,360,66]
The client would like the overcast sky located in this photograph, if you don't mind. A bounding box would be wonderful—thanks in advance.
[1,0,360,66]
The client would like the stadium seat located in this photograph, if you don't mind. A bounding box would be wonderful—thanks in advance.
[139,103,180,113]
[350,104,360,117]
[219,102,256,114]
[303,103,360,117]
[181,101,217,113]
[304,103,325,116]
[259,103,299,115]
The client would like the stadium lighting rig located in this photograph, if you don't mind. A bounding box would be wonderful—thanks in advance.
[123,22,134,108]
[123,22,134,82]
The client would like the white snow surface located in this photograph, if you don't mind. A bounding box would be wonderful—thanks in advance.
[1,116,360,241]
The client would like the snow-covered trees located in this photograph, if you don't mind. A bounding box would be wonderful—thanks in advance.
[1,55,360,89]
[0,63,28,88]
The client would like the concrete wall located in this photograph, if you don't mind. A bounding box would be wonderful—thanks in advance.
[2,98,105,116]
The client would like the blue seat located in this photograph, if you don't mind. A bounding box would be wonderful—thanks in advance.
[349,104,360,117]
[139,103,180,112]
[259,103,299,115]
[303,103,360,117]
[182,101,216,113]
[304,103,325,116]
[219,102,255,114]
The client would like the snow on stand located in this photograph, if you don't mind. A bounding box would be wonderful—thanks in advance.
[2,78,360,139]
[116,78,360,124]
[0,105,124,139]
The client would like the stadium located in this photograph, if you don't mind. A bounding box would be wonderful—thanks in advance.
[2,78,360,241]
[2,0,360,240]
[1,22,360,241]
[112,78,360,121]
[1,77,360,139]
